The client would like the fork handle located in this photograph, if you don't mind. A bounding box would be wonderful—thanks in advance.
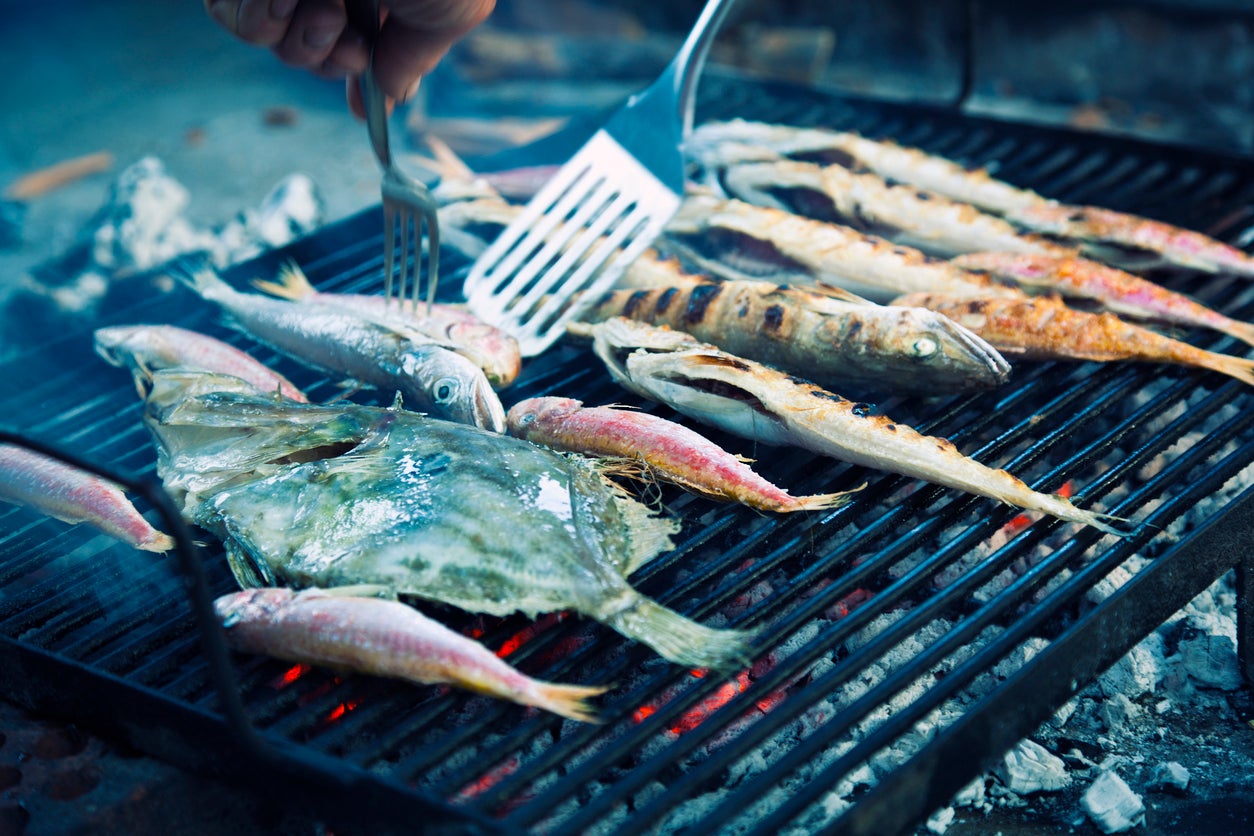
[346,0,392,168]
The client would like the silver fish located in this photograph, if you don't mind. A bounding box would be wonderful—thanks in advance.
[145,370,754,671]
[179,266,506,432]
[570,317,1128,537]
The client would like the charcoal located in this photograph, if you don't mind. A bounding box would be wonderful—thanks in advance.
[1146,761,1190,795]
[994,739,1070,794]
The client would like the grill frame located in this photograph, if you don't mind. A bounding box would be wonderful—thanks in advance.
[2,74,1253,835]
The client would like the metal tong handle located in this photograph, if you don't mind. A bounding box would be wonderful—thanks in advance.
[667,0,739,139]
[346,0,393,169]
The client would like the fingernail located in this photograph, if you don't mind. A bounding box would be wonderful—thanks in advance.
[207,0,238,30]
[270,0,297,20]
[305,25,339,49]
[400,78,423,104]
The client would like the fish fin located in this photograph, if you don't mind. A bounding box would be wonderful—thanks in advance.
[251,260,315,301]
[318,584,396,599]
[520,681,610,724]
[810,283,878,305]
[1196,351,1254,389]
[777,482,866,514]
[608,596,754,671]
[1215,319,1254,350]
[221,536,276,589]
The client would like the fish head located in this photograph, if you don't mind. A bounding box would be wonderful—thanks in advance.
[877,307,1013,390]
[506,396,582,440]
[401,346,508,432]
[213,587,296,627]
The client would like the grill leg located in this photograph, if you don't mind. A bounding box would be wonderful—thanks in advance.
[1238,558,1254,685]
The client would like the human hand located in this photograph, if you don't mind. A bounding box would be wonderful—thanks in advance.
[204,0,495,115]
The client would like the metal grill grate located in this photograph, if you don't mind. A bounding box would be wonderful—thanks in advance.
[2,75,1253,835]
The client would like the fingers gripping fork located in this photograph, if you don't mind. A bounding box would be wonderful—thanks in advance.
[350,0,441,314]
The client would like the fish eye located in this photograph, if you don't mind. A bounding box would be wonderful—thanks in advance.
[433,378,460,404]
[912,337,938,359]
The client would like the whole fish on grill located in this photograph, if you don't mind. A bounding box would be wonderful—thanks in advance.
[893,292,1254,388]
[717,160,1074,260]
[507,396,858,513]
[94,324,309,402]
[686,119,1049,216]
[580,278,1011,396]
[145,370,753,671]
[952,252,1254,348]
[687,119,1254,276]
[215,587,608,722]
[178,266,506,432]
[252,262,522,389]
[0,444,174,552]
[569,317,1129,536]
[660,193,1026,303]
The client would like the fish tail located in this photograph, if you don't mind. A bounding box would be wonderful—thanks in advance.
[252,260,315,301]
[1214,318,1254,351]
[1195,350,1254,388]
[173,262,234,303]
[139,531,177,553]
[521,681,611,724]
[1033,492,1133,538]
[766,482,865,513]
[609,596,754,672]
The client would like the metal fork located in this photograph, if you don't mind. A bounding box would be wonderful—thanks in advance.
[463,0,739,356]
[349,0,440,313]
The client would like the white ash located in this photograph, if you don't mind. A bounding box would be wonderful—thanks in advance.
[40,156,323,315]
[995,739,1070,794]
[1081,769,1145,834]
[1146,761,1190,794]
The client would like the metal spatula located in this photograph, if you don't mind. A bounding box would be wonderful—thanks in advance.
[463,0,740,357]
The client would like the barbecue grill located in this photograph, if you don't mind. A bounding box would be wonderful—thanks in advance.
[2,71,1253,835]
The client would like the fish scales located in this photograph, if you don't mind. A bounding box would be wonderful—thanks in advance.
[145,371,753,671]
[582,278,1012,396]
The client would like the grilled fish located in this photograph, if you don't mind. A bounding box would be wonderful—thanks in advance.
[215,587,608,722]
[580,279,1011,396]
[894,292,1254,388]
[952,252,1254,348]
[687,119,1254,276]
[717,160,1074,260]
[686,119,1048,215]
[1003,203,1254,276]
[0,443,174,552]
[570,317,1128,536]
[179,266,506,432]
[145,370,753,671]
[252,262,523,389]
[661,193,1026,303]
[507,396,857,513]
[94,324,308,402]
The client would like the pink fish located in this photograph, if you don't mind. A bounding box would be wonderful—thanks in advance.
[0,444,174,552]
[507,396,856,513]
[94,324,308,402]
[214,587,607,723]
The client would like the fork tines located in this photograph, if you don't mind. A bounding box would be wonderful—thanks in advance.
[382,184,441,315]
[466,132,681,356]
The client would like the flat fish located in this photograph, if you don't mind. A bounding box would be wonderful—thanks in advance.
[145,370,754,671]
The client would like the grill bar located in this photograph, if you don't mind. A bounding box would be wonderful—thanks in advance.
[2,74,1253,835]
